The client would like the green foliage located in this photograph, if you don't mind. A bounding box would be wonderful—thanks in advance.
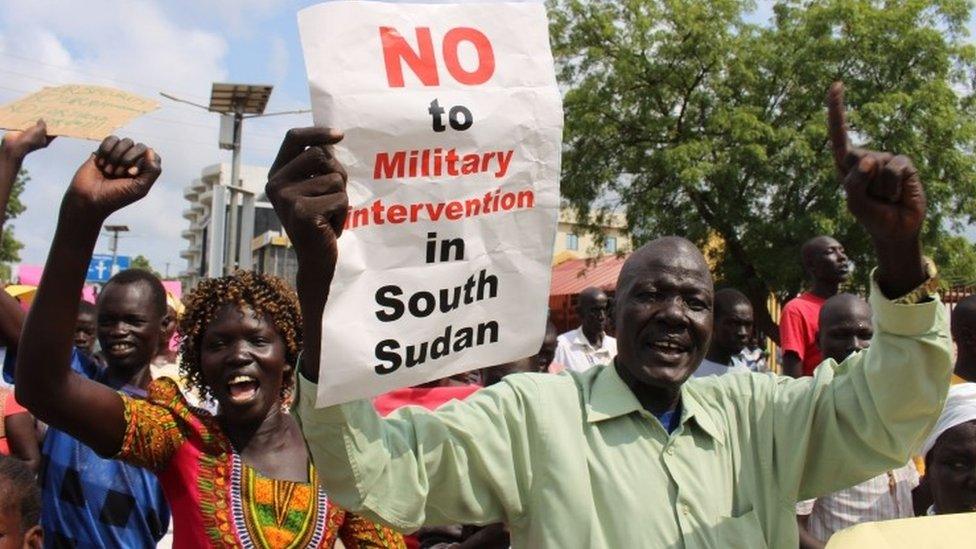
[550,0,976,328]
[0,169,28,280]
[932,234,976,288]
[130,254,160,277]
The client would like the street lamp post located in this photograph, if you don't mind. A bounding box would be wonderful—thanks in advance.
[162,84,309,277]
[104,224,129,277]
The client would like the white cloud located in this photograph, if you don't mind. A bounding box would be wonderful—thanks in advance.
[0,0,250,276]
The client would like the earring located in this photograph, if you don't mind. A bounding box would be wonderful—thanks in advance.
[280,382,294,414]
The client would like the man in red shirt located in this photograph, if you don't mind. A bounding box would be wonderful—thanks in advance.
[779,235,851,377]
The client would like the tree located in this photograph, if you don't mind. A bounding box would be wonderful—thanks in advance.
[0,169,28,281]
[550,0,976,340]
[130,254,160,278]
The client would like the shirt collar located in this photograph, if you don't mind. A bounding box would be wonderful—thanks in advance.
[569,327,607,350]
[585,363,725,445]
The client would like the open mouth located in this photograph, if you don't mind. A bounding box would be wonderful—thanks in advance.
[647,340,689,362]
[106,342,135,356]
[227,375,260,403]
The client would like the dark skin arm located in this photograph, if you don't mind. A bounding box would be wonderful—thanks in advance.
[0,121,53,350]
[781,352,803,378]
[264,127,347,383]
[796,515,826,549]
[5,411,40,472]
[0,120,54,234]
[828,82,927,297]
[14,137,161,456]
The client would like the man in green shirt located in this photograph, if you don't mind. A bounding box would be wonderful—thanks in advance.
[268,84,952,548]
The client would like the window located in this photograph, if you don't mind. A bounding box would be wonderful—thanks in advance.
[604,236,617,253]
[566,233,579,251]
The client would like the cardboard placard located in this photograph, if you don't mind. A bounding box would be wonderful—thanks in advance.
[0,85,158,140]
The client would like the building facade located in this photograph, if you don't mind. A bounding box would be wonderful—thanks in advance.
[179,163,271,288]
[552,209,631,264]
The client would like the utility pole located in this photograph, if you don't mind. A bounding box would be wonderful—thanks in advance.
[104,225,129,277]
[161,84,309,277]
[224,102,244,275]
[164,262,171,279]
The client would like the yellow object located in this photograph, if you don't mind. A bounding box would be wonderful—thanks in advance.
[825,513,976,548]
[4,284,36,304]
[165,292,184,319]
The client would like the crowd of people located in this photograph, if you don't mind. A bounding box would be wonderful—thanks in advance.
[0,81,972,549]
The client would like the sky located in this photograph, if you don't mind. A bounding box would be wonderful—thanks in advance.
[0,0,967,277]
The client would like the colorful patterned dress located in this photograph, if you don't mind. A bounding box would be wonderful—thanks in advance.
[116,377,405,548]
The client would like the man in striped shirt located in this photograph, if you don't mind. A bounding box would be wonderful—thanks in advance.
[795,294,918,548]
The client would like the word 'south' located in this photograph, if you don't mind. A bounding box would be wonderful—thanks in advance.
[373,269,500,374]
[344,188,534,230]
[374,148,514,179]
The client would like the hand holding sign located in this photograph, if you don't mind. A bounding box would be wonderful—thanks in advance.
[1,119,55,159]
[266,127,349,382]
[65,136,161,223]
[828,81,928,297]
[266,127,348,264]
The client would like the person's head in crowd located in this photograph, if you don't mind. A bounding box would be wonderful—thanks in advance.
[801,235,850,291]
[706,288,753,365]
[481,357,535,387]
[96,269,167,372]
[156,293,182,360]
[534,320,558,372]
[73,300,96,356]
[817,293,873,364]
[614,237,713,398]
[577,287,609,343]
[179,271,302,424]
[951,295,976,382]
[0,456,42,549]
[921,383,976,515]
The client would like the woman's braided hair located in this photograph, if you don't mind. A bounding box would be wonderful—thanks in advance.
[178,271,302,401]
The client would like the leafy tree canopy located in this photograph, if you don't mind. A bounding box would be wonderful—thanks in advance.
[550,0,976,336]
[0,169,28,281]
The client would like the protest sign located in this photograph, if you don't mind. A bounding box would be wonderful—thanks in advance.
[0,85,158,140]
[298,0,563,406]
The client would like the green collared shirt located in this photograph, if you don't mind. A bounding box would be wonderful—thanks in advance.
[297,281,952,548]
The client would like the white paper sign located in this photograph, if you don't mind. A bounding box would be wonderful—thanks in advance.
[299,0,562,407]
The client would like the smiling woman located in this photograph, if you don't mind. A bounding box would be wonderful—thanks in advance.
[9,133,403,549]
[114,271,406,548]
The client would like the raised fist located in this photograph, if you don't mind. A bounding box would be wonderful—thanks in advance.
[828,82,926,243]
[64,136,161,222]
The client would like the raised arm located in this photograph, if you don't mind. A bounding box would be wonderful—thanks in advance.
[264,127,346,384]
[768,83,950,500]
[269,127,534,530]
[0,121,53,235]
[15,137,161,456]
[0,122,53,351]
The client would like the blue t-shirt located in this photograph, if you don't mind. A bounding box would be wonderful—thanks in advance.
[652,405,681,434]
[5,350,170,548]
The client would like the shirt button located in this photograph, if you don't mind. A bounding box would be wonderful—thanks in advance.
[682,505,691,515]
[666,447,675,455]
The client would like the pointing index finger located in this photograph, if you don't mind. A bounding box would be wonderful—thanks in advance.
[828,81,852,175]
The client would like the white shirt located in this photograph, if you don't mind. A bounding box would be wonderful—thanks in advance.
[692,358,751,378]
[553,327,616,373]
[795,463,919,542]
